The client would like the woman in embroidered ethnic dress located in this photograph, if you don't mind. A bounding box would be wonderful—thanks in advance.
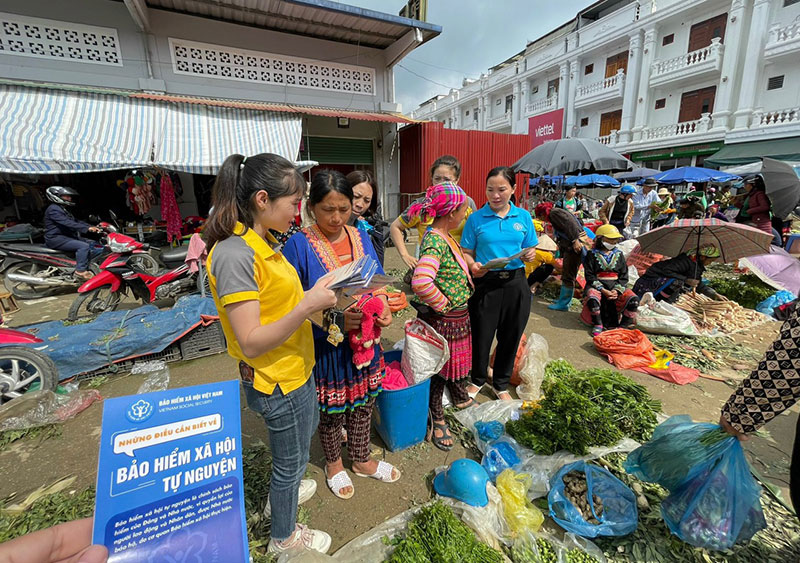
[409,183,475,451]
[283,170,400,501]
[580,224,639,336]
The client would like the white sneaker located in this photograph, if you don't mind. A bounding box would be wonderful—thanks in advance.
[263,479,317,517]
[267,523,332,554]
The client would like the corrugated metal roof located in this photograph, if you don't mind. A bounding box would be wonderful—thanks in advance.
[145,0,441,50]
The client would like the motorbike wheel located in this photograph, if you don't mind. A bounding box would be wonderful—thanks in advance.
[0,346,59,404]
[68,286,121,321]
[3,263,57,299]
[130,253,159,275]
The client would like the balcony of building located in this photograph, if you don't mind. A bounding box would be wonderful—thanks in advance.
[764,19,800,61]
[486,112,512,130]
[575,70,625,109]
[636,114,726,148]
[650,38,723,89]
[596,130,621,147]
[525,96,558,117]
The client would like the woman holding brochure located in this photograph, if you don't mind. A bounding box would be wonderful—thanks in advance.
[460,167,538,401]
[204,153,336,555]
[283,170,400,502]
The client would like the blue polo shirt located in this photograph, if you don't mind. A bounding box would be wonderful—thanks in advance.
[461,203,538,270]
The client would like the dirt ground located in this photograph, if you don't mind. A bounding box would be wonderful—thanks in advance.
[0,246,796,553]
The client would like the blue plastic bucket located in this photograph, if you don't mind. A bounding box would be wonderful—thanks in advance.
[374,350,430,451]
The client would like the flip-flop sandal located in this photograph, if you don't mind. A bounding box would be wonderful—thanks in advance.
[426,415,454,451]
[325,470,354,500]
[353,460,401,483]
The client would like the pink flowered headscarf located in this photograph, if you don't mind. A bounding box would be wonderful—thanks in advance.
[406,182,467,221]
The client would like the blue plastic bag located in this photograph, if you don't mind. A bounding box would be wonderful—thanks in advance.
[548,460,638,538]
[474,420,504,447]
[756,290,795,318]
[481,436,522,483]
[625,415,766,550]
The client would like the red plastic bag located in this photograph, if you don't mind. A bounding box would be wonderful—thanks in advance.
[593,329,656,370]
[637,364,700,385]
[492,333,528,386]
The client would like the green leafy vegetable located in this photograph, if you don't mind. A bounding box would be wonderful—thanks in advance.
[708,274,774,310]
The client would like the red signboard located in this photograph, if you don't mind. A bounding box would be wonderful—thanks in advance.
[528,108,564,149]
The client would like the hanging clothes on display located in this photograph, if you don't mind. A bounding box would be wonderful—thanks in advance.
[118,171,157,215]
[160,173,183,243]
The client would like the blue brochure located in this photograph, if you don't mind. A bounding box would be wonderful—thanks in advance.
[93,380,249,562]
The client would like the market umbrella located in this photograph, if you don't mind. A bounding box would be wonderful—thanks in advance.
[563,174,620,187]
[761,157,800,220]
[650,166,741,185]
[740,246,800,297]
[635,219,773,264]
[614,167,660,181]
[511,138,633,176]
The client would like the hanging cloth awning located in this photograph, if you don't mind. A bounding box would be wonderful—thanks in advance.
[154,103,302,175]
[0,84,163,174]
[704,137,800,167]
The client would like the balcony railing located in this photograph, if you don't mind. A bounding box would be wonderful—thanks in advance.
[752,107,800,128]
[486,112,512,128]
[596,131,620,146]
[765,19,800,59]
[525,96,557,116]
[575,70,625,108]
[641,114,711,141]
[650,38,723,87]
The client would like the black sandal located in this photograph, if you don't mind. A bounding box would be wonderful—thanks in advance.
[427,414,454,451]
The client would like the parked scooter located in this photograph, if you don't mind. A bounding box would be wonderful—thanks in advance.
[0,314,59,404]
[67,237,208,321]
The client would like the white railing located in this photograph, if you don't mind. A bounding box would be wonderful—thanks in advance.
[651,38,722,78]
[576,70,624,98]
[486,112,512,128]
[768,19,800,45]
[752,107,800,128]
[596,131,619,146]
[525,96,557,115]
[642,114,711,140]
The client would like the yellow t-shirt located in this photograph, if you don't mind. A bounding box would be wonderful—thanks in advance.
[207,222,314,395]
[399,197,475,243]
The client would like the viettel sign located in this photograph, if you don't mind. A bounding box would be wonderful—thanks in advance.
[528,108,564,149]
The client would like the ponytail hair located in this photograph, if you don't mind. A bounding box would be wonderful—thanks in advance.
[203,153,305,249]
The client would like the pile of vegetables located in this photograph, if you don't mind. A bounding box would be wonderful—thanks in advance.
[388,501,504,563]
[510,534,601,563]
[562,471,603,525]
[708,274,773,310]
[506,360,661,455]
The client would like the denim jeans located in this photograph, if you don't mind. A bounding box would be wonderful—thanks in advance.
[243,375,319,541]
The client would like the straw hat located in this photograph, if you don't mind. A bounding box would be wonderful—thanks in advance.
[535,234,558,252]
[657,188,670,196]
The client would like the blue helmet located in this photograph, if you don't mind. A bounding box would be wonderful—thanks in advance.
[433,458,490,507]
[620,185,636,195]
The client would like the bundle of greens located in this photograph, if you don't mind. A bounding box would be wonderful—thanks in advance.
[388,501,504,563]
[506,361,661,455]
[708,274,774,310]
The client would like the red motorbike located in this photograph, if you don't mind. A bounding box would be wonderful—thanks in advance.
[67,234,208,321]
[0,318,58,403]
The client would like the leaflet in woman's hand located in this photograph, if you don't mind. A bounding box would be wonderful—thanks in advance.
[482,246,536,270]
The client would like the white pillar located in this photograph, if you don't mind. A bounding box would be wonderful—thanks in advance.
[733,0,771,130]
[518,80,529,133]
[450,107,459,130]
[712,0,748,131]
[479,94,488,130]
[632,26,658,142]
[565,60,579,137]
[619,32,642,144]
[512,81,522,126]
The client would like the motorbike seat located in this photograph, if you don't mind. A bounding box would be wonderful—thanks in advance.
[0,243,64,254]
[160,247,188,265]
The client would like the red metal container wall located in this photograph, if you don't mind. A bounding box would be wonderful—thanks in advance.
[400,122,532,208]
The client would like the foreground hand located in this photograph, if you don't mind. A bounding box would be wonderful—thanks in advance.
[401,253,418,269]
[572,239,584,253]
[685,278,699,288]
[0,517,108,563]
[522,248,538,262]
[601,289,618,300]
[343,308,363,332]
[470,262,487,278]
[304,276,337,314]
[719,415,749,442]
[713,293,728,302]
[375,298,392,328]
[88,226,102,234]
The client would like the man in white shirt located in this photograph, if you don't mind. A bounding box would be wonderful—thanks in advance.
[632,178,661,235]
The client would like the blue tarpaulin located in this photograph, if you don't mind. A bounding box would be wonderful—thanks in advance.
[14,295,218,380]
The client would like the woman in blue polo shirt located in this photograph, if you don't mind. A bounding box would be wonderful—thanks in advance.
[461,166,538,401]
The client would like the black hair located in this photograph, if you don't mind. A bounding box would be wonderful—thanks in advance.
[204,153,305,249]
[750,176,767,192]
[486,166,516,188]
[430,155,462,181]
[308,169,353,208]
[345,169,378,215]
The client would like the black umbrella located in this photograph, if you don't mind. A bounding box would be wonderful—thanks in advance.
[761,157,800,220]
[614,167,660,181]
[511,138,633,176]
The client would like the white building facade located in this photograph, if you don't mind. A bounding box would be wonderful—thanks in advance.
[411,0,800,169]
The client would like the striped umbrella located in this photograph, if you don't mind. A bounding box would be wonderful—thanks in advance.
[635,219,773,264]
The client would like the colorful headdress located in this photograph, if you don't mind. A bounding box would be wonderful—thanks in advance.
[406,182,467,220]
[688,244,721,258]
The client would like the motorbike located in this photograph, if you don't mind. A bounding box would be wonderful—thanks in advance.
[0,316,59,404]
[0,214,159,299]
[67,236,209,321]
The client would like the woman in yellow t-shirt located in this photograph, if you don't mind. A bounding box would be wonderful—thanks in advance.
[204,153,337,556]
